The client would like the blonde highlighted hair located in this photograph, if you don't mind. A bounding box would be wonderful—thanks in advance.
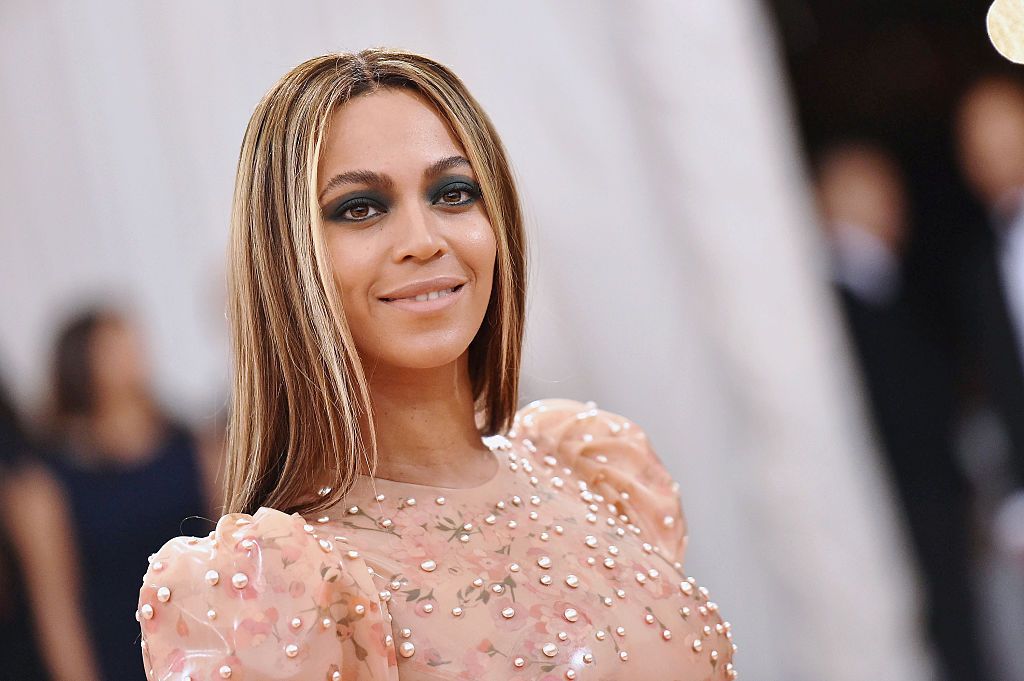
[224,48,526,516]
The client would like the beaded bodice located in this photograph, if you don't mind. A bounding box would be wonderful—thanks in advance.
[137,398,737,680]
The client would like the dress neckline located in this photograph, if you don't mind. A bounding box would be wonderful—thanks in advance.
[349,434,512,496]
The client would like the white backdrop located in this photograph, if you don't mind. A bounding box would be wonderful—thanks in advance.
[0,2,936,679]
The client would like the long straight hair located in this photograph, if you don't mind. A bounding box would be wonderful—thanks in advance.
[224,48,527,516]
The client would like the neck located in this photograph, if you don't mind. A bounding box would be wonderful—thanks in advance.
[358,352,491,486]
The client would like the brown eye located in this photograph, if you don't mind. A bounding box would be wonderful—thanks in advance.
[441,189,466,204]
[332,199,385,222]
[432,181,480,207]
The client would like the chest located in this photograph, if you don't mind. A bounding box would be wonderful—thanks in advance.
[329,484,730,680]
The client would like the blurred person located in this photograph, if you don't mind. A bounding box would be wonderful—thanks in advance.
[6,306,212,680]
[954,75,1024,558]
[815,142,988,681]
[0,371,50,681]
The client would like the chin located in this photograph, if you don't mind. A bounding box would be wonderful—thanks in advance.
[377,337,473,370]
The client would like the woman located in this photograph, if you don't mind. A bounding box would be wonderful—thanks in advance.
[12,307,213,681]
[138,48,737,680]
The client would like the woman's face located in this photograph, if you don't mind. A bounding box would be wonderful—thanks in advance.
[316,88,497,372]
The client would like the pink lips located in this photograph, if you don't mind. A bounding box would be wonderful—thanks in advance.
[381,283,465,313]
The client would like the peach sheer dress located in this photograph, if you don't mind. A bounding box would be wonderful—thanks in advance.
[137,399,737,680]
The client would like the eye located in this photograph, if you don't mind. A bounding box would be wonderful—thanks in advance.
[331,198,386,222]
[433,181,481,207]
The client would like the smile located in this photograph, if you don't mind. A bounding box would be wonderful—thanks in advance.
[381,283,466,311]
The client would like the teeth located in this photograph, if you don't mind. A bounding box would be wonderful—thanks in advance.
[411,286,456,302]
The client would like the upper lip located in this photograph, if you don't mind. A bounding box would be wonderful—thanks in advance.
[379,276,468,300]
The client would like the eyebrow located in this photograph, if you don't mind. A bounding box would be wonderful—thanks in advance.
[317,155,473,202]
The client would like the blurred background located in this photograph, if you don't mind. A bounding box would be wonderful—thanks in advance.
[2,1,1024,680]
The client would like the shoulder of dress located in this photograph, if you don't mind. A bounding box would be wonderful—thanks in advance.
[510,397,646,442]
[139,506,378,601]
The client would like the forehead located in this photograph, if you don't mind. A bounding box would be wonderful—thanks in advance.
[318,88,468,179]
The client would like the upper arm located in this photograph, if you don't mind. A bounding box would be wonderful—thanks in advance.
[138,507,398,681]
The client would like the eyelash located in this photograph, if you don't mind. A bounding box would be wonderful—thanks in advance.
[330,182,482,223]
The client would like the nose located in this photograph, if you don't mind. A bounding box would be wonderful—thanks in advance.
[391,200,446,262]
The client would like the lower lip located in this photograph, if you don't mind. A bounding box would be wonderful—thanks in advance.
[380,284,465,312]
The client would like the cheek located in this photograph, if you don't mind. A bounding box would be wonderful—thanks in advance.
[326,234,377,317]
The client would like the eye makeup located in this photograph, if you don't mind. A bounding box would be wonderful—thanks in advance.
[322,175,483,223]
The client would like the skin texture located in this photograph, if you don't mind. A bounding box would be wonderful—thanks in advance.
[316,88,499,487]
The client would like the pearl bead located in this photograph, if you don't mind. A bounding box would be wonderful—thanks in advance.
[509,562,520,572]
[322,617,333,628]
[711,650,719,661]
[507,520,518,529]
[333,672,343,681]
[557,631,568,641]
[460,534,470,543]
[537,556,552,569]
[539,575,552,585]
[514,657,525,668]
[542,642,558,657]
[603,597,613,606]
[491,583,504,594]
[566,669,576,679]
[204,570,219,586]
[435,496,446,505]
[615,626,626,636]
[635,572,646,584]
[662,629,672,640]
[485,514,496,524]
[399,641,416,658]
[346,549,360,559]
[354,604,366,615]
[604,558,616,569]
[231,573,248,589]
[156,587,171,603]
[406,497,417,506]
[140,604,154,620]
[285,643,299,658]
[374,493,385,502]
[290,617,302,629]
[379,519,393,529]
[595,630,606,640]
[583,653,593,663]
[619,650,629,661]
[679,581,693,596]
[207,609,217,620]
[452,606,463,617]
[692,640,703,652]
[645,613,655,624]
[584,535,598,548]
[473,577,484,587]
[501,607,515,618]
[219,665,232,678]
[347,505,359,514]
[565,574,579,588]
[616,589,626,598]
[241,539,255,550]
[422,603,434,613]
[420,560,437,572]
[399,627,412,638]
[680,607,691,618]
[563,607,578,622]
[318,539,333,552]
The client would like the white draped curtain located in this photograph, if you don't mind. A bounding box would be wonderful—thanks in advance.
[0,2,936,679]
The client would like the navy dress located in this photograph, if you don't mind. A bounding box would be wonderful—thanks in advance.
[50,422,208,681]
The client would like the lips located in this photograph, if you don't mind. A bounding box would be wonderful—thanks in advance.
[382,283,464,302]
[378,276,468,301]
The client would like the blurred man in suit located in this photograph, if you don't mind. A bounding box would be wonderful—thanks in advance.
[816,142,988,681]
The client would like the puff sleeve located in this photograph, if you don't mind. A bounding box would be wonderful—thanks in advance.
[137,506,398,681]
[512,398,689,564]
